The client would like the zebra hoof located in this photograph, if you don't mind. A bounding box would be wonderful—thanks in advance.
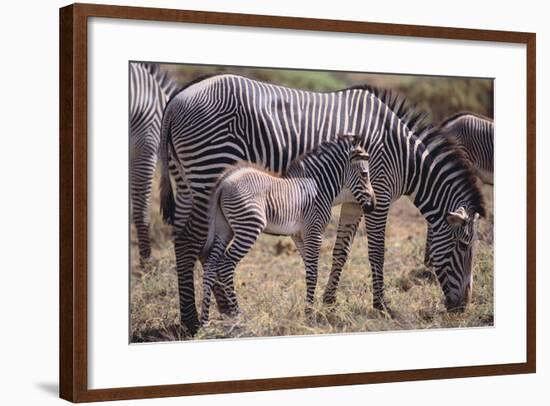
[217,303,241,317]
[322,294,337,307]
[138,254,153,269]
[304,306,316,321]
[227,306,241,317]
[216,303,234,316]
[373,301,396,319]
[181,318,200,337]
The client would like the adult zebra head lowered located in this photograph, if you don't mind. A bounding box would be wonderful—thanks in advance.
[198,135,376,327]
[416,131,485,312]
[422,112,493,303]
[441,207,480,311]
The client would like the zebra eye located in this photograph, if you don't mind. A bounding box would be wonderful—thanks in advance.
[360,171,369,177]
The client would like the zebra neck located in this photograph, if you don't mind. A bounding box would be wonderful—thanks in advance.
[292,160,344,202]
[408,154,468,227]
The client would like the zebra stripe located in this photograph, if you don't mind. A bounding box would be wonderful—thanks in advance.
[159,74,485,333]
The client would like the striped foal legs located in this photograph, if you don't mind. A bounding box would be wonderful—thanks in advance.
[173,204,209,335]
[200,224,263,326]
[200,236,238,326]
[302,231,323,315]
[200,258,241,326]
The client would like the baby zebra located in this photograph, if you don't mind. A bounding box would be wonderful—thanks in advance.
[199,135,376,326]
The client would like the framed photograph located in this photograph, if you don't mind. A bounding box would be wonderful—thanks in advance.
[59,3,536,402]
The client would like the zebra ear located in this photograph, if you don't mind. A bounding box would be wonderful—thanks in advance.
[446,207,468,226]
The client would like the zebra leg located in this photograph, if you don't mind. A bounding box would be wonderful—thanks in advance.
[365,203,394,317]
[291,234,305,259]
[197,258,236,316]
[170,158,233,316]
[200,258,218,327]
[302,231,323,316]
[323,203,363,305]
[216,214,266,314]
[213,259,240,316]
[173,204,209,336]
[199,236,233,326]
[130,132,158,262]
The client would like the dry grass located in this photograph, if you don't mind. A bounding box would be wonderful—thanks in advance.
[130,173,493,342]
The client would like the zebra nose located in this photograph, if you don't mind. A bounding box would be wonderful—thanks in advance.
[363,199,375,214]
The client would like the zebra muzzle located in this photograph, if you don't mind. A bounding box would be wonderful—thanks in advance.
[362,193,376,214]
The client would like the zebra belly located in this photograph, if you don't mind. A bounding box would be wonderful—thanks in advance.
[333,188,356,206]
[263,220,303,236]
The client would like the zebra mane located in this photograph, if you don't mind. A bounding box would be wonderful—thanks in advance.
[140,62,180,99]
[438,110,493,129]
[417,125,487,217]
[284,138,353,177]
[344,84,431,135]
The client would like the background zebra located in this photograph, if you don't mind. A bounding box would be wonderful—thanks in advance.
[159,74,485,334]
[423,112,493,268]
[437,112,494,185]
[199,136,376,326]
[129,62,180,261]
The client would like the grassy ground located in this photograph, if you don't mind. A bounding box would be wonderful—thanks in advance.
[130,173,493,342]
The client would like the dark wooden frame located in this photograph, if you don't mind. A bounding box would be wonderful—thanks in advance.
[59,3,536,402]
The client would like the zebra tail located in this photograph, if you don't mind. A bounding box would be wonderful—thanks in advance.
[201,182,225,260]
[159,111,175,225]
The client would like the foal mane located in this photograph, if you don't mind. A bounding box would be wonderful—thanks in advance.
[283,139,354,177]
[417,124,486,217]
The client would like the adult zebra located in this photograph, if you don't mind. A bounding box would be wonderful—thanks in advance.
[130,62,182,261]
[160,74,485,334]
